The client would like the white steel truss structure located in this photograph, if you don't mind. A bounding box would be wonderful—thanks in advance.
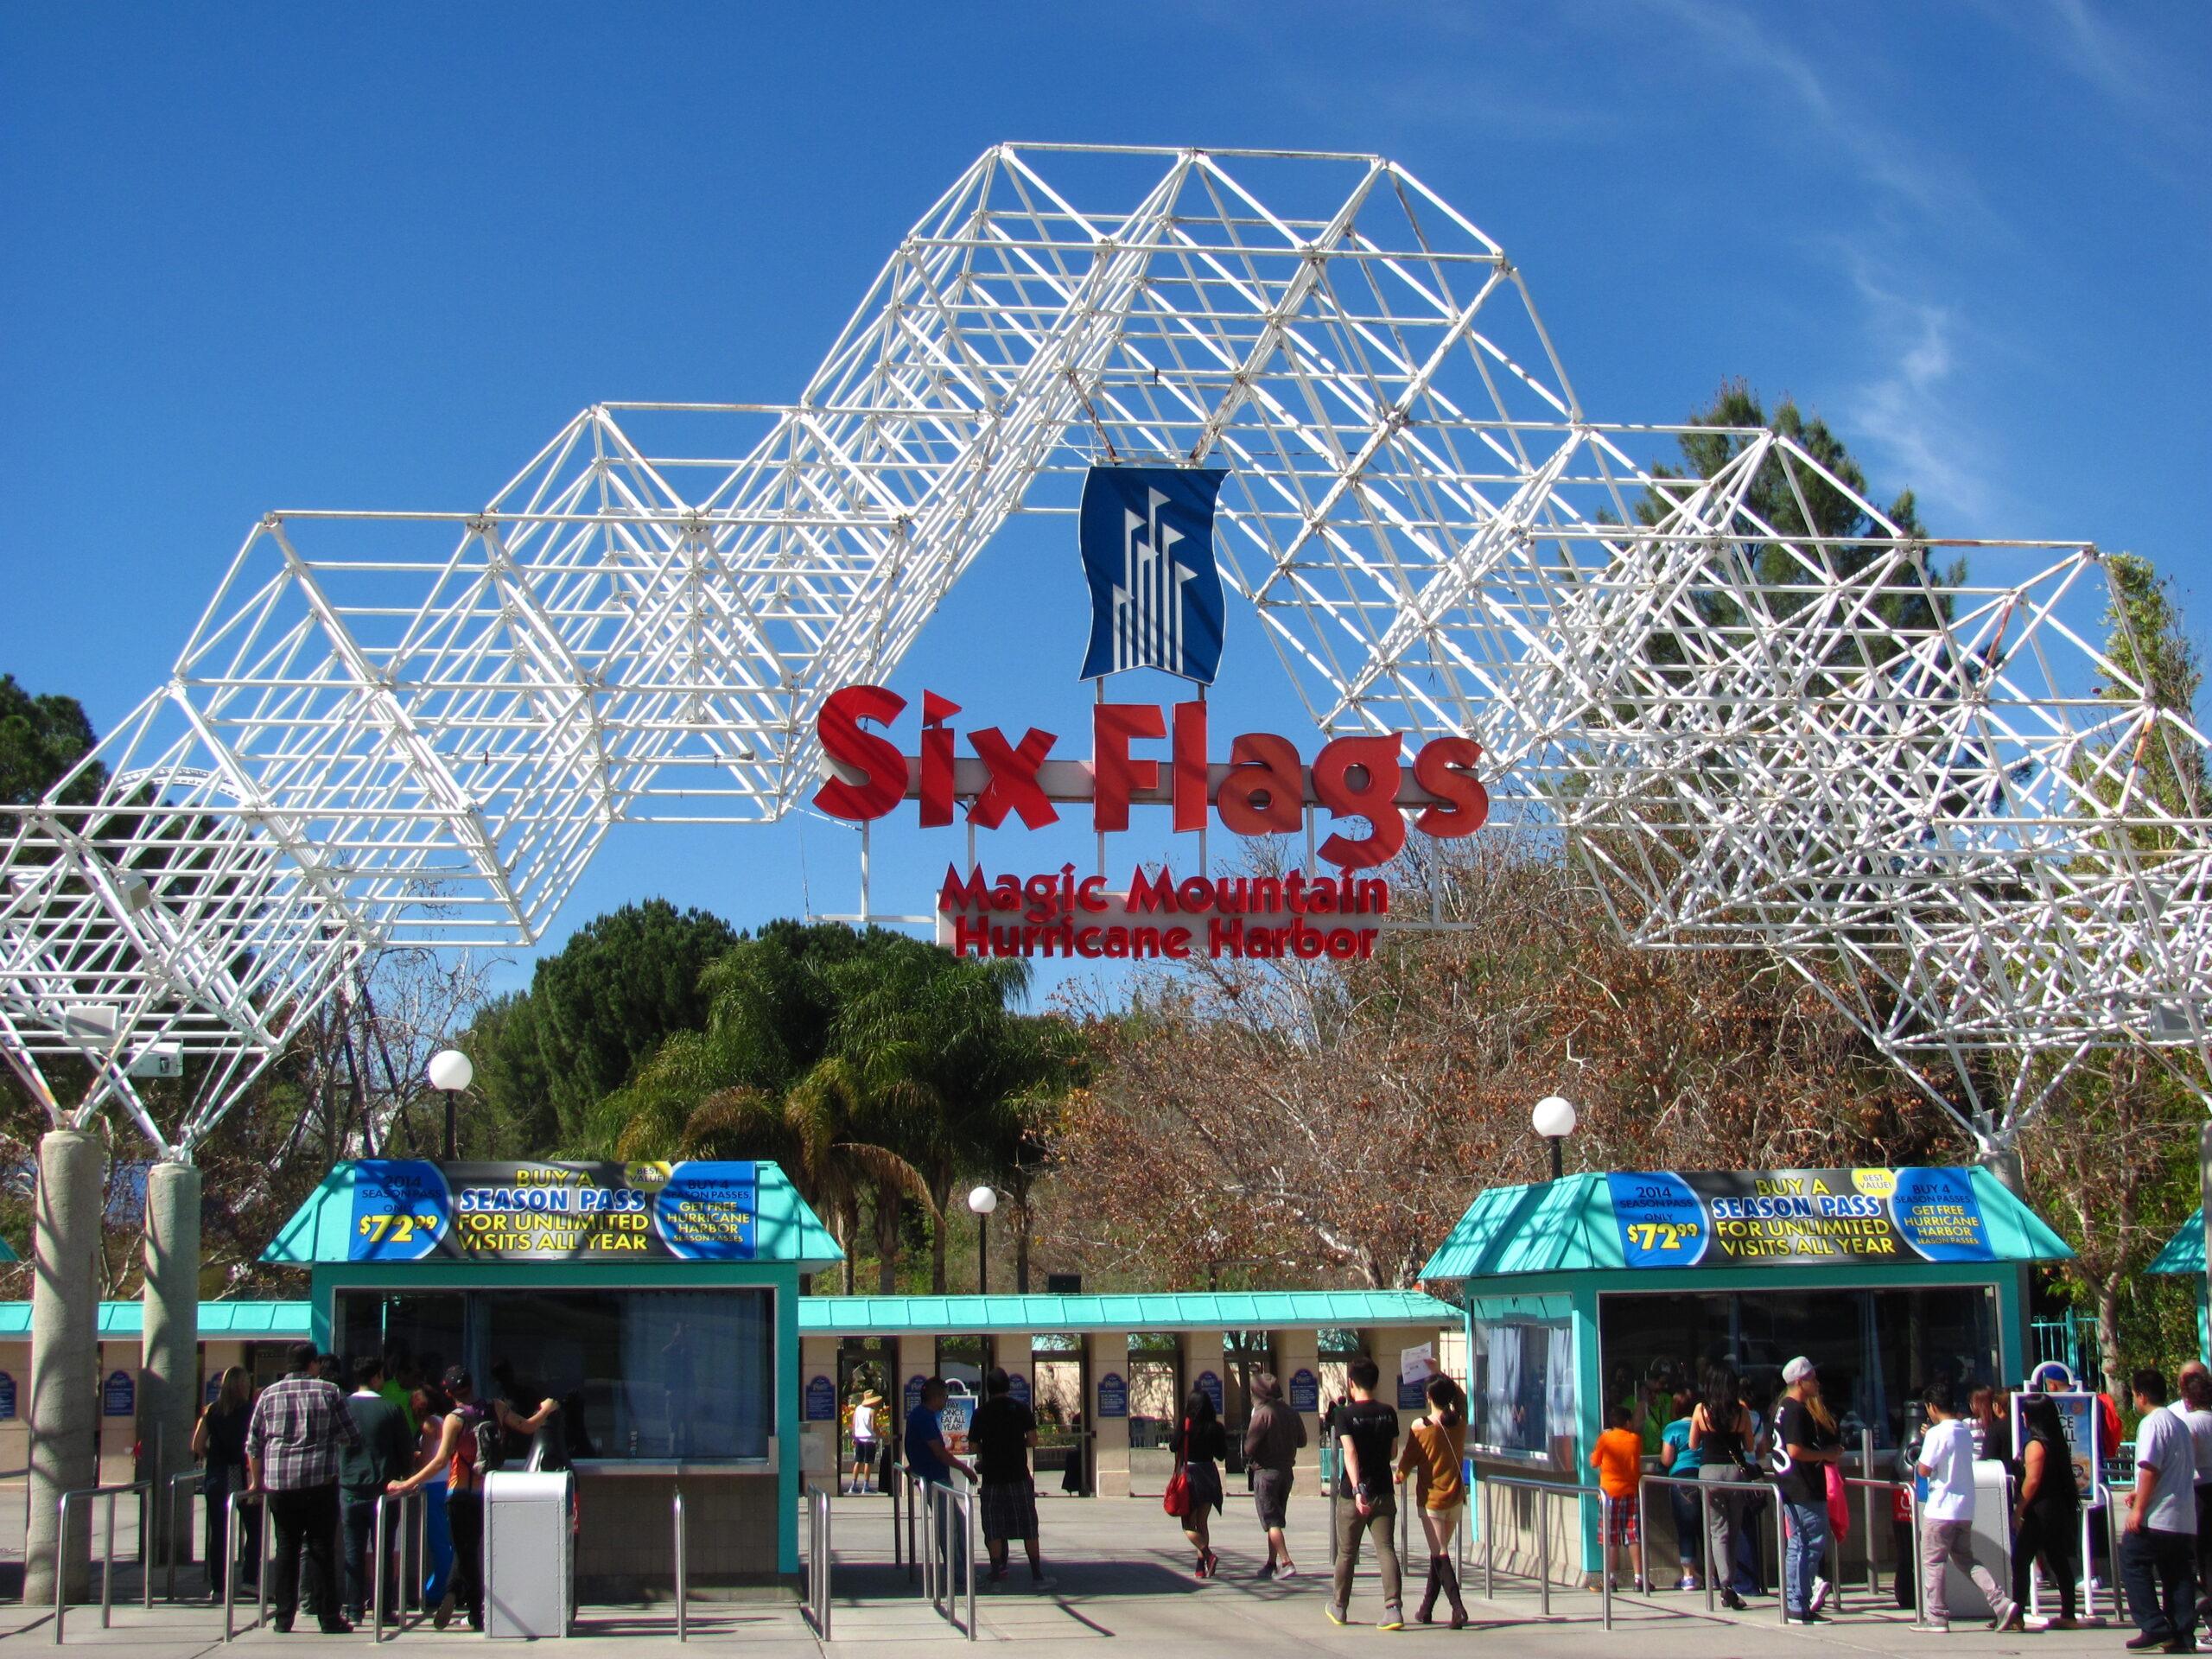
[2,143,2204,1159]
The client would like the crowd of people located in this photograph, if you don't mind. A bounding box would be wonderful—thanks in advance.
[188,1341,563,1635]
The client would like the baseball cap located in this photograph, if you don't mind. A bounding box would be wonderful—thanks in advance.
[1782,1356,1817,1384]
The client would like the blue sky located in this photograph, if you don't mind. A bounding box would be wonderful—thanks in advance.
[3,2,2206,1002]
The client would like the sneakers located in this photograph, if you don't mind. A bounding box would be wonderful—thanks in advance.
[1255,1561,1275,1580]
[1912,1621,1952,1633]
[1276,1562,1299,1580]
[1028,1573,1057,1591]
[1810,1577,1832,1613]
[1989,1597,2024,1630]
[432,1590,455,1630]
[1720,1587,1748,1611]
[1378,1604,1406,1631]
[1678,1573,1700,1592]
[2165,1640,2197,1655]
[1326,1604,1349,1626]
[2126,1631,2171,1650]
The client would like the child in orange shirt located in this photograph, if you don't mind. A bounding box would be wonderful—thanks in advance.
[1591,1404,1646,1592]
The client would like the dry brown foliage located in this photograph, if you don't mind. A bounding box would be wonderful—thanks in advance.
[1041,840,1954,1288]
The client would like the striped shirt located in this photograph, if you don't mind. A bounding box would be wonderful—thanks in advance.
[245,1374,360,1491]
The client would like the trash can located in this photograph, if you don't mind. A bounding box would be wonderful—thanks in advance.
[484,1471,574,1638]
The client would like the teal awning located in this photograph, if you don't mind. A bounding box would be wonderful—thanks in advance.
[1420,1168,2073,1282]
[2150,1212,2205,1274]
[263,1160,842,1271]
[0,1300,314,1338]
[795,1289,1459,1335]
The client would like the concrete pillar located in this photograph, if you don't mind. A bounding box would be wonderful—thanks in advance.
[1272,1328,1323,1478]
[895,1332,934,1465]
[27,1128,104,1606]
[798,1334,839,1488]
[994,1332,1035,1410]
[1087,1332,1129,1497]
[1182,1329,1224,1421]
[140,1160,200,1556]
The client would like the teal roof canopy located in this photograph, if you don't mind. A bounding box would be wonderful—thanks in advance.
[2149,1211,2205,1274]
[1419,1169,2073,1281]
[796,1290,1458,1335]
[0,1301,314,1338]
[264,1160,842,1272]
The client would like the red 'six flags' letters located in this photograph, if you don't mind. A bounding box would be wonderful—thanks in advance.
[811,683,1489,867]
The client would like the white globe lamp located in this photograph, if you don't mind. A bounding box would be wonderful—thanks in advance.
[1531,1095,1577,1181]
[428,1048,474,1159]
[969,1185,1000,1295]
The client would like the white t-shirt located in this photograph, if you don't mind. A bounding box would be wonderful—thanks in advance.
[1919,1416,1980,1522]
[2178,1405,2212,1486]
[853,1402,877,1443]
[2137,1404,2200,1534]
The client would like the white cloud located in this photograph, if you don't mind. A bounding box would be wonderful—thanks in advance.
[1840,268,2003,525]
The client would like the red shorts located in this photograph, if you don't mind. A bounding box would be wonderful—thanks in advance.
[1602,1497,1640,1545]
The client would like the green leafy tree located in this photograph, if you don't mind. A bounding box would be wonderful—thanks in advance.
[526,899,741,1145]
[458,991,557,1154]
[0,673,105,814]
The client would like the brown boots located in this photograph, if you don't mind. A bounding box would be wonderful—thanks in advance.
[1414,1554,1469,1628]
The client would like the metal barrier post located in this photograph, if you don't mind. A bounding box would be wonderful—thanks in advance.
[1536,1486,1550,1618]
[221,1491,240,1643]
[256,1489,270,1630]
[963,1484,976,1642]
[1600,1494,1612,1630]
[1861,1431,1880,1594]
[164,1471,200,1602]
[1482,1476,1494,1602]
[673,1485,687,1643]
[1700,1480,1715,1612]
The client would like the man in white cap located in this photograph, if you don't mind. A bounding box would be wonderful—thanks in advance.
[1774,1356,1843,1624]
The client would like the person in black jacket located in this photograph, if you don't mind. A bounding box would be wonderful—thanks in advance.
[1173,1385,1228,1580]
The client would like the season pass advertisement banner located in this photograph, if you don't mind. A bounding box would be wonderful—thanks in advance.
[1605,1169,1994,1268]
[348,1160,757,1262]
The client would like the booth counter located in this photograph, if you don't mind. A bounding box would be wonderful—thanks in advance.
[264,1158,841,1598]
[1418,1166,2074,1586]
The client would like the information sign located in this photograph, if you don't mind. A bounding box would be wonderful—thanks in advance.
[1096,1372,1128,1419]
[805,1375,837,1422]
[1606,1168,1997,1268]
[346,1160,756,1262]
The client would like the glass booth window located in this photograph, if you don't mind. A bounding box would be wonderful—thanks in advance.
[1597,1285,1999,1450]
[1470,1314,1576,1466]
[335,1287,773,1461]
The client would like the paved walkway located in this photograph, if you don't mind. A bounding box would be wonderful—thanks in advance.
[0,1493,2138,1657]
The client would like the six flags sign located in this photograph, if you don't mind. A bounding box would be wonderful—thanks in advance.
[806,465,1491,963]
[810,685,1489,962]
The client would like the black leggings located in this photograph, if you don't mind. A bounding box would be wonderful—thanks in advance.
[445,1489,485,1624]
[2014,1506,2079,1622]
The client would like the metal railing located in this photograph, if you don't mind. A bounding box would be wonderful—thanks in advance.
[53,1479,153,1643]
[672,1485,689,1643]
[918,1477,977,1641]
[161,1471,201,1601]
[804,1485,834,1639]
[371,1489,430,1642]
[1468,1471,1608,1623]
[220,1487,275,1643]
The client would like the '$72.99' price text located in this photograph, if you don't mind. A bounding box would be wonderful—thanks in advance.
[1625,1222,1700,1251]
[356,1213,442,1243]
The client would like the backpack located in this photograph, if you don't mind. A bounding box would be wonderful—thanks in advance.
[459,1404,505,1481]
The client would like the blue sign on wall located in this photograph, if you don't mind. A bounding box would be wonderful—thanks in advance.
[1008,1373,1032,1408]
[1398,1376,1427,1410]
[1197,1370,1224,1414]
[905,1374,927,1414]
[1096,1371,1128,1419]
[805,1375,837,1422]
[0,1371,15,1420]
[103,1370,135,1416]
[1078,466,1228,684]
[1288,1369,1319,1413]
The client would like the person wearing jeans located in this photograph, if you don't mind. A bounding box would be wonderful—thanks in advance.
[1773,1356,1842,1624]
[2122,1369,2200,1654]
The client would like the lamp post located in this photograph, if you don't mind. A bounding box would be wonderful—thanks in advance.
[428,1049,474,1160]
[968,1186,999,1296]
[1531,1095,1577,1182]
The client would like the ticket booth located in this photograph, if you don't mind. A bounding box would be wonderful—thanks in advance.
[2146,1211,2211,1360]
[264,1158,841,1599]
[1419,1166,2074,1587]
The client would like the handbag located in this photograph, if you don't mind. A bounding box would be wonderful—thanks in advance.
[1825,1460,1851,1539]
[1163,1418,1193,1517]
